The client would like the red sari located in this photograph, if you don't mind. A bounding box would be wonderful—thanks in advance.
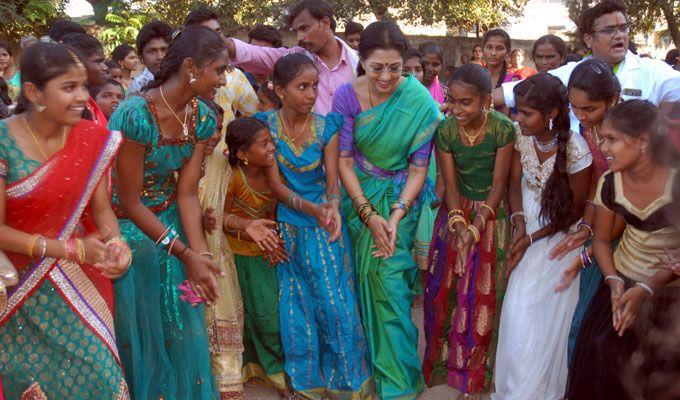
[0,120,122,357]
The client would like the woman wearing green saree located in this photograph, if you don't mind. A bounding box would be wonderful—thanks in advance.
[333,21,443,400]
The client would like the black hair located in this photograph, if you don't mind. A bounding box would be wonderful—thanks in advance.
[287,0,336,32]
[89,78,124,99]
[514,73,574,234]
[345,21,364,36]
[357,21,409,76]
[404,49,424,66]
[111,43,136,63]
[579,1,627,36]
[61,33,103,58]
[0,40,12,56]
[0,78,11,106]
[272,53,317,88]
[14,42,83,114]
[136,20,173,55]
[145,25,226,90]
[449,63,492,96]
[198,96,225,117]
[225,117,268,166]
[418,41,444,63]
[247,24,283,48]
[48,19,86,42]
[565,53,583,63]
[567,58,620,103]
[532,34,567,62]
[258,81,283,109]
[183,7,220,28]
[483,28,512,88]
[104,59,120,70]
[665,48,679,66]
[605,100,680,167]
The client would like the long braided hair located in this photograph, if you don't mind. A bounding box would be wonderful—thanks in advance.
[514,73,575,233]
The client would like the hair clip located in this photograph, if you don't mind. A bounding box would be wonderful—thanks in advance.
[171,30,182,40]
[591,65,602,74]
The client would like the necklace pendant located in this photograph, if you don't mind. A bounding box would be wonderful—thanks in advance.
[182,125,189,139]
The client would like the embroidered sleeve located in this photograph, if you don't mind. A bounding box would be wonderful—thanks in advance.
[495,114,516,148]
[195,102,217,142]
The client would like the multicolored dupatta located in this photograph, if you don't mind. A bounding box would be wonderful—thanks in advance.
[0,120,122,362]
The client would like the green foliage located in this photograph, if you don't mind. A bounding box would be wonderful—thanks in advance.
[0,0,67,47]
[97,12,145,54]
[565,0,679,48]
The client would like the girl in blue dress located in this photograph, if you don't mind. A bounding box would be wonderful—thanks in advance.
[255,53,373,399]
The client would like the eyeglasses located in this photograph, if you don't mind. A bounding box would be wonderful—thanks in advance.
[366,64,403,76]
[592,24,629,37]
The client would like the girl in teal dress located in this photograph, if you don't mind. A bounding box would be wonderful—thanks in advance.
[258,53,372,399]
[110,27,228,400]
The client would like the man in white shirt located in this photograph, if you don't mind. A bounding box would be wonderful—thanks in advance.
[493,0,680,132]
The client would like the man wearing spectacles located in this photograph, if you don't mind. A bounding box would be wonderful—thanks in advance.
[494,0,680,132]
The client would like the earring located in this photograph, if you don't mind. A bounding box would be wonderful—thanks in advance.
[223,148,229,157]
[189,73,197,84]
[36,103,46,112]
[243,157,248,166]
[548,118,554,131]
[483,106,489,115]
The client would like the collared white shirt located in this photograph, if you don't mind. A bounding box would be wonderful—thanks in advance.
[127,68,155,97]
[503,51,680,132]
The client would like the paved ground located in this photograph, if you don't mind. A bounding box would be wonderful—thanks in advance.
[244,304,491,400]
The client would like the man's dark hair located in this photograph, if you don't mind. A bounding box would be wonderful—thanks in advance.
[345,21,363,37]
[248,24,283,48]
[183,7,220,28]
[286,0,336,32]
[61,33,103,58]
[48,19,86,42]
[579,0,627,36]
[136,20,173,55]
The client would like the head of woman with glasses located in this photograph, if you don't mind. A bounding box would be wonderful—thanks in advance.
[357,21,409,96]
[579,0,630,67]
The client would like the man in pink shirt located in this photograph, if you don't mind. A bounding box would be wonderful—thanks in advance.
[225,0,359,114]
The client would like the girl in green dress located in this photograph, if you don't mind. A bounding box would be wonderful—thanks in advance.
[110,26,228,400]
[423,64,515,395]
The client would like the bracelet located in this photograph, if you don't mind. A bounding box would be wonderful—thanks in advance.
[76,239,86,264]
[199,251,214,260]
[585,200,596,209]
[635,282,654,296]
[510,211,527,227]
[155,226,171,245]
[391,202,408,214]
[167,236,179,255]
[27,234,40,258]
[580,248,592,269]
[467,224,481,244]
[448,215,467,234]
[64,239,77,262]
[223,214,237,231]
[448,209,464,218]
[351,194,368,205]
[528,233,534,246]
[481,203,496,219]
[326,193,342,203]
[604,274,625,285]
[37,236,47,258]
[577,221,594,240]
[237,230,242,242]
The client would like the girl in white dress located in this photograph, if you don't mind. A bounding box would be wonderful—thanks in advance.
[492,74,592,400]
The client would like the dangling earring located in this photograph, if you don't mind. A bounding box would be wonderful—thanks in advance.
[189,73,197,84]
[243,157,249,166]
[483,105,489,114]
[548,118,554,131]
[36,103,46,112]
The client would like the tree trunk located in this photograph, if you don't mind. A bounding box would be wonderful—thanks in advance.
[87,0,108,25]
[658,0,680,49]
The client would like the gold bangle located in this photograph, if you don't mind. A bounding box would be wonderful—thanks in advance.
[481,203,496,218]
[76,239,86,264]
[351,194,368,205]
[448,209,464,218]
[27,234,40,258]
[448,216,467,234]
[199,251,214,260]
[467,225,481,244]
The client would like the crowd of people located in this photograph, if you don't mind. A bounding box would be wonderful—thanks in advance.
[0,0,679,399]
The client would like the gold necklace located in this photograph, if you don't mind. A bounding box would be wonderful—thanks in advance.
[460,113,488,145]
[591,124,602,146]
[24,118,66,161]
[279,110,310,144]
[160,85,190,139]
